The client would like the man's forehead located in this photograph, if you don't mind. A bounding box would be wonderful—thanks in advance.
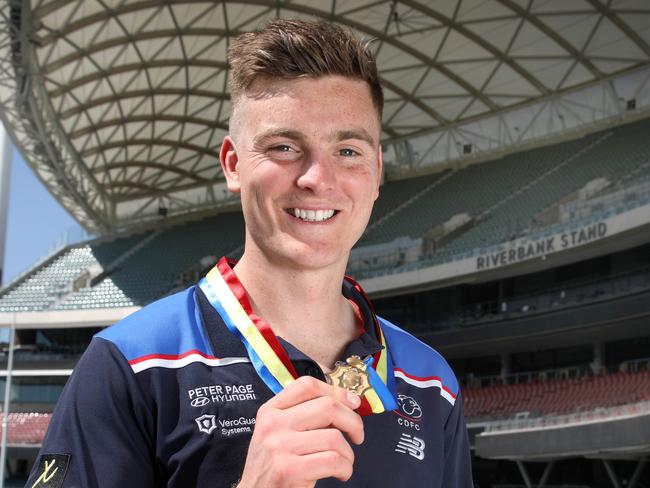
[245,74,370,98]
[229,75,382,131]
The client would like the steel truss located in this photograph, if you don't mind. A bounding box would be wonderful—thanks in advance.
[384,66,650,177]
[0,0,648,232]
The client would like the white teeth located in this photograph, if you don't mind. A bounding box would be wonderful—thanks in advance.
[291,208,335,222]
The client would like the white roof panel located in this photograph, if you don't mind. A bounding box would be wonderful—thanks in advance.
[0,0,646,232]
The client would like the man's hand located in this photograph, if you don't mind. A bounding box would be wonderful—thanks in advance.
[236,376,364,488]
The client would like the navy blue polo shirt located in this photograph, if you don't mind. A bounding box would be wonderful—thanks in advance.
[28,277,472,487]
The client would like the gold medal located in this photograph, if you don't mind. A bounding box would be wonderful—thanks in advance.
[326,355,372,397]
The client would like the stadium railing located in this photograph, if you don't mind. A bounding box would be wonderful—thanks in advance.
[460,264,650,324]
[481,399,650,434]
[348,178,650,280]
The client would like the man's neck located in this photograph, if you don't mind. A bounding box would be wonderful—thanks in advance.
[233,251,358,370]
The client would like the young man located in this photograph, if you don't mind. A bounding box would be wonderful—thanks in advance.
[27,19,473,488]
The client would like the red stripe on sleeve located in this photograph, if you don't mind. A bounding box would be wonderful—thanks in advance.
[128,349,217,365]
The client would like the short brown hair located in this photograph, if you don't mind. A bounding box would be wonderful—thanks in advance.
[228,18,383,118]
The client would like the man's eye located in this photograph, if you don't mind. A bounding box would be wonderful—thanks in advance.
[271,145,292,152]
[339,148,358,157]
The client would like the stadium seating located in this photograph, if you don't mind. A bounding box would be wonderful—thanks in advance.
[0,211,245,311]
[367,171,447,227]
[360,117,650,264]
[0,412,51,445]
[462,369,650,421]
[454,117,650,251]
[359,132,604,247]
[0,232,154,312]
[0,246,101,312]
[55,212,246,308]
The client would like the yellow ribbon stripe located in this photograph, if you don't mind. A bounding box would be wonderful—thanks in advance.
[206,268,295,388]
[361,326,389,413]
[376,327,388,382]
[364,388,385,413]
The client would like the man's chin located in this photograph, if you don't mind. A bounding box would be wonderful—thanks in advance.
[273,245,347,271]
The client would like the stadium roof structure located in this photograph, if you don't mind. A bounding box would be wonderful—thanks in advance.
[0,0,649,233]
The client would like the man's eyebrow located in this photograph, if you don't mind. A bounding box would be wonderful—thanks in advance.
[336,129,376,147]
[251,128,377,147]
[252,129,304,146]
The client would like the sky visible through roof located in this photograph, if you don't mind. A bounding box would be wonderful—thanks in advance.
[3,148,77,285]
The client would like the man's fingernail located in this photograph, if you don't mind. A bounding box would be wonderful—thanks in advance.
[346,392,361,408]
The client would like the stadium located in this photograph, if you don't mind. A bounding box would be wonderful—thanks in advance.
[0,0,649,486]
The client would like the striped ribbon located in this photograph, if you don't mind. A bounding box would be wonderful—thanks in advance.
[198,258,396,415]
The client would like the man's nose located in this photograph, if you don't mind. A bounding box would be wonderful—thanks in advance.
[296,153,336,192]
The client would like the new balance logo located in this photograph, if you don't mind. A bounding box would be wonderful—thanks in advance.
[395,433,425,460]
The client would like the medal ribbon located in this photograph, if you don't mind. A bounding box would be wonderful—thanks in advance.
[198,258,396,415]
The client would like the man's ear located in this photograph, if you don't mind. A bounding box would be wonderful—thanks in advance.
[373,144,383,201]
[220,135,241,193]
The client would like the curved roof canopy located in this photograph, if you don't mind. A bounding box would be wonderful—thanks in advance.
[0,0,649,232]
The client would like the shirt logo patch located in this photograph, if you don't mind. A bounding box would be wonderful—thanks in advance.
[29,454,70,488]
[397,394,422,419]
[218,416,256,437]
[395,433,426,461]
[188,383,257,407]
[191,396,210,407]
[195,414,218,434]
[394,394,423,430]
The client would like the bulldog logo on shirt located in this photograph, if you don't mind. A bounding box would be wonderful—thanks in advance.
[397,394,422,419]
[394,394,424,431]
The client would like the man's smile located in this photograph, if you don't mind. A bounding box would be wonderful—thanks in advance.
[285,208,340,222]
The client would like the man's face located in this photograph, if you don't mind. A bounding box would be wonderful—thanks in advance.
[221,75,382,271]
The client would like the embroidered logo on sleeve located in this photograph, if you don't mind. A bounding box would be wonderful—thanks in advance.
[29,454,70,488]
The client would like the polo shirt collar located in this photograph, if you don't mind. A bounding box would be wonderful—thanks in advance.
[197,257,383,363]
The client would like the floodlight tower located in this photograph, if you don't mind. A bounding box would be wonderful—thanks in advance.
[0,124,11,286]
[0,124,11,488]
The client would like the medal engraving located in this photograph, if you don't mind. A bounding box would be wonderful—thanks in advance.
[326,355,372,397]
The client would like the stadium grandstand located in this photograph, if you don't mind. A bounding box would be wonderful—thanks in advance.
[0,0,649,486]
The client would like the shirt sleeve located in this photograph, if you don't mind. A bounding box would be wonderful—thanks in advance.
[26,337,160,488]
[441,391,474,487]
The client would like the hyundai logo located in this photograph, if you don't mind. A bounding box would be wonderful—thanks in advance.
[191,396,210,407]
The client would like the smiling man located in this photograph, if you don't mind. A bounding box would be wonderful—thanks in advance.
[27,19,473,488]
